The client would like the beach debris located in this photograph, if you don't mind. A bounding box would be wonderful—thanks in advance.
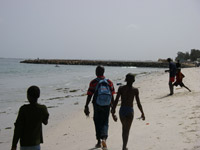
[57,103,64,105]
[0,111,6,114]
[116,83,123,86]
[65,95,71,98]
[146,123,150,125]
[47,106,58,109]
[5,127,12,130]
[46,95,73,101]
[140,72,149,75]
[69,89,79,93]
[80,93,87,97]
[44,92,87,103]
[47,97,65,100]
[74,102,79,105]
[56,88,70,93]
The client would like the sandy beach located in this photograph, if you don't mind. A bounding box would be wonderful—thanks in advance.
[43,67,200,150]
[1,68,200,150]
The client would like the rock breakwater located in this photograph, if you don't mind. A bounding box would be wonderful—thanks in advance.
[20,59,194,68]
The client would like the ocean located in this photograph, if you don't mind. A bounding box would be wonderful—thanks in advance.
[0,58,164,113]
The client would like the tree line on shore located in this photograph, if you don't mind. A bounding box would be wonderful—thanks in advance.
[175,49,200,62]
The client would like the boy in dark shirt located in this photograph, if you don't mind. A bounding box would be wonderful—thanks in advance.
[11,86,49,150]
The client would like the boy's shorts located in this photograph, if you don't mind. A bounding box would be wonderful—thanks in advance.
[20,145,40,150]
[174,81,184,87]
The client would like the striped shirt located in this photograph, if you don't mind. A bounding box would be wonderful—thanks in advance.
[87,76,115,102]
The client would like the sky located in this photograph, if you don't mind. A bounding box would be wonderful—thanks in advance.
[0,0,200,61]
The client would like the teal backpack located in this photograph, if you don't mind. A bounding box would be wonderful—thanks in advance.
[95,78,112,106]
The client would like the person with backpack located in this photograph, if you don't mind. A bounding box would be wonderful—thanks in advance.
[84,65,115,149]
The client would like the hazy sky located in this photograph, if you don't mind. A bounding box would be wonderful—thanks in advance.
[0,0,200,61]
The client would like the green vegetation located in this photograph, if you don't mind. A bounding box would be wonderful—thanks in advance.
[176,49,200,62]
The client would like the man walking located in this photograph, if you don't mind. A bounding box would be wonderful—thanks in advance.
[84,65,115,149]
[165,58,177,95]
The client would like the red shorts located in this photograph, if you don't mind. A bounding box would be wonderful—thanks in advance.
[170,77,175,82]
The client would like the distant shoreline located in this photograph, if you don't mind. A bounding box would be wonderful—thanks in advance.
[20,59,195,68]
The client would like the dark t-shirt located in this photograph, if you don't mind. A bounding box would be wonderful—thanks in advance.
[169,62,177,77]
[12,103,49,147]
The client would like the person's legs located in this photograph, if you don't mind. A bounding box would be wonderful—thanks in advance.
[93,104,101,147]
[93,105,110,148]
[120,113,133,150]
[93,105,110,149]
[93,104,110,149]
[169,81,174,95]
[100,106,110,140]
[180,82,191,92]
[183,85,191,92]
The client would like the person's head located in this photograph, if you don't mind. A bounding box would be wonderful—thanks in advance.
[125,73,135,84]
[27,86,40,104]
[167,58,172,63]
[96,65,105,76]
[177,68,181,72]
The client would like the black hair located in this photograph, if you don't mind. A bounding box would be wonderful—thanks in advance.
[96,65,105,76]
[125,73,135,82]
[27,86,40,99]
[167,58,172,62]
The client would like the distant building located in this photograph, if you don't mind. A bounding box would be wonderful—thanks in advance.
[158,59,168,63]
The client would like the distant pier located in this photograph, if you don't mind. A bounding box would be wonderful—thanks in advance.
[20,59,194,68]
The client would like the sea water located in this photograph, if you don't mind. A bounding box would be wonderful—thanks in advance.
[0,58,163,112]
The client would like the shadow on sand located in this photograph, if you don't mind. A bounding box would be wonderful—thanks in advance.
[156,94,173,99]
[88,148,101,150]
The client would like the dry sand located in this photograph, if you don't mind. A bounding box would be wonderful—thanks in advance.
[42,68,200,150]
[1,68,200,150]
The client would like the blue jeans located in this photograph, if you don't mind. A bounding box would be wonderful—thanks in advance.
[20,145,40,150]
[93,104,110,140]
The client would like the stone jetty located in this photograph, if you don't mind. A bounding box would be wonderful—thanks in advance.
[20,59,194,68]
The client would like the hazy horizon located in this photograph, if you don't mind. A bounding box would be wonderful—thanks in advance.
[1,0,200,61]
